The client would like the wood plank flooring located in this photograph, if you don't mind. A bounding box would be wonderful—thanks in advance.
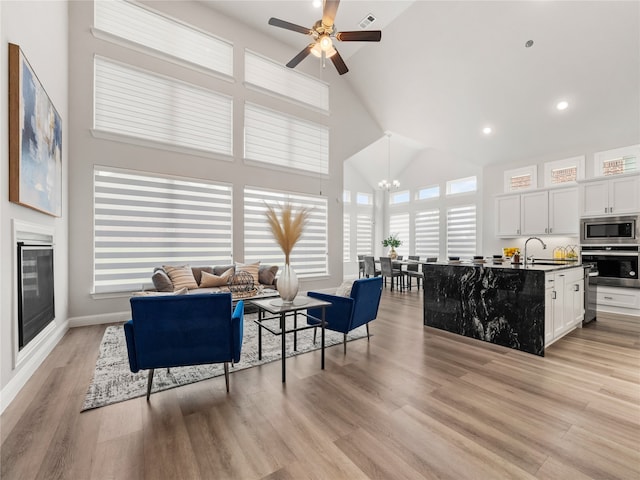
[2,290,639,479]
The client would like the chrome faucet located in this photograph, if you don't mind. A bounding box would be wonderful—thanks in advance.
[524,237,547,266]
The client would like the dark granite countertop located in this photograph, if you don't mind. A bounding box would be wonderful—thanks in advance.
[424,261,583,273]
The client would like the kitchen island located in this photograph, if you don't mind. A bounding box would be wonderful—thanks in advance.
[422,261,584,356]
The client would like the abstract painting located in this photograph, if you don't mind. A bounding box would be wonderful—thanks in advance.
[9,43,62,217]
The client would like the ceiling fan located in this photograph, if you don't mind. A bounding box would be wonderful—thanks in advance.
[268,0,382,75]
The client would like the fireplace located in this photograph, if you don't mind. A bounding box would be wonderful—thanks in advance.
[17,242,55,350]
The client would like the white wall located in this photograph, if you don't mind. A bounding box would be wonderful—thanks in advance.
[66,1,380,323]
[1,1,69,409]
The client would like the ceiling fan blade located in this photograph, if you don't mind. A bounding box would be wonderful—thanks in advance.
[336,30,382,42]
[322,0,340,27]
[286,44,314,69]
[330,48,349,75]
[268,17,313,35]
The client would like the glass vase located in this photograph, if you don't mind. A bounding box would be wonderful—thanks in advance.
[277,263,298,304]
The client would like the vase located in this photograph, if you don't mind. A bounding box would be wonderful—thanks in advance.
[389,248,398,260]
[277,263,298,304]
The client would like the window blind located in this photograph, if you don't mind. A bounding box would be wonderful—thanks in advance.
[447,205,477,258]
[93,167,233,293]
[356,214,373,256]
[244,187,328,278]
[94,0,233,76]
[343,213,351,262]
[245,50,329,111]
[389,213,410,256]
[244,102,329,175]
[415,209,440,258]
[94,57,233,155]
[603,156,638,175]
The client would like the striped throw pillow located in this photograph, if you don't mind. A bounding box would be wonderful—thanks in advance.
[163,265,198,291]
[235,261,260,286]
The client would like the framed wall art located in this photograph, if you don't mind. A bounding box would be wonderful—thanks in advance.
[9,43,62,217]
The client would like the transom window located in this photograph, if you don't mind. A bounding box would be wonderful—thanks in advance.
[417,185,440,200]
[356,192,373,205]
[543,156,584,186]
[504,166,536,192]
[390,190,410,205]
[594,145,639,176]
[447,176,477,195]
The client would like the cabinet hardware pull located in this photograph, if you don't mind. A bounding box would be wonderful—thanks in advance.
[549,227,552,233]
[604,296,613,300]
[574,284,579,291]
[552,291,557,299]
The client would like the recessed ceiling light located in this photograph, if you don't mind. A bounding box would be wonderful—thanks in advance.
[482,126,492,135]
[556,100,569,111]
[312,0,322,8]
[525,40,534,48]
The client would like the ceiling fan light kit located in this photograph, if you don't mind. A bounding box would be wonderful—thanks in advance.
[268,0,382,75]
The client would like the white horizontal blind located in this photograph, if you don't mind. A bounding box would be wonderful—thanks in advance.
[94,167,233,293]
[343,213,351,262]
[244,187,328,278]
[603,156,638,175]
[356,214,373,256]
[550,166,577,184]
[245,50,329,111]
[510,174,532,190]
[94,0,233,76]
[94,57,233,155]
[244,103,329,175]
[447,205,477,258]
[389,213,410,256]
[415,209,440,258]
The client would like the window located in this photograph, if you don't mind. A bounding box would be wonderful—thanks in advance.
[94,0,233,76]
[447,176,477,195]
[389,213,410,256]
[504,166,536,192]
[356,214,373,255]
[417,185,440,200]
[93,167,232,293]
[94,57,233,156]
[446,205,476,258]
[415,209,440,258]
[244,50,329,111]
[543,156,584,186]
[343,190,351,203]
[244,103,329,175]
[594,145,639,176]
[244,187,328,277]
[390,190,410,205]
[356,192,373,205]
[343,214,350,262]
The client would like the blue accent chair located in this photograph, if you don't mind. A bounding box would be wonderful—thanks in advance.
[124,293,244,400]
[306,277,383,354]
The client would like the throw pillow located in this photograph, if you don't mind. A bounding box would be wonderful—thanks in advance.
[163,265,198,291]
[151,268,173,292]
[258,265,279,286]
[336,280,354,297]
[213,265,235,276]
[199,268,234,288]
[235,261,260,286]
[190,266,213,286]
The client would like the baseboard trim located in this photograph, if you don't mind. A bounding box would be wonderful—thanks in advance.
[68,311,130,328]
[0,319,69,415]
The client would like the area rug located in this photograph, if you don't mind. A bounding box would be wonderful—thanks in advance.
[82,314,367,411]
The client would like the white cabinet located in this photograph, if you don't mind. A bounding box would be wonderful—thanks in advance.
[545,267,584,347]
[495,187,579,237]
[596,286,640,315]
[580,174,640,217]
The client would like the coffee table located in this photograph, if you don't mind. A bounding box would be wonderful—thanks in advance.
[250,295,331,383]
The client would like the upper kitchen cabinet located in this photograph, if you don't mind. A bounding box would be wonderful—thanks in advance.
[579,174,640,217]
[495,194,521,236]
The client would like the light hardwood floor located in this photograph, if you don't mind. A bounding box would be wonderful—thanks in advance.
[2,290,639,479]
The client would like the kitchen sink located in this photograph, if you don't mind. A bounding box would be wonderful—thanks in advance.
[529,259,579,266]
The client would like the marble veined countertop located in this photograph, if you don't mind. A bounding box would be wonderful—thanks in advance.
[425,260,583,273]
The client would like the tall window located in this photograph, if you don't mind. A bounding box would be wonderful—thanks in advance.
[93,167,232,293]
[343,214,350,262]
[356,214,373,255]
[94,0,233,76]
[447,205,477,258]
[244,103,329,175]
[244,187,328,278]
[447,176,477,195]
[415,209,440,258]
[389,213,410,256]
[94,57,233,155]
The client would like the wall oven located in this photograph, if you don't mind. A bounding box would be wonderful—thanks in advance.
[581,245,639,288]
[580,215,638,244]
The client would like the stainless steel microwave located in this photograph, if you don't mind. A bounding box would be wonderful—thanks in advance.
[580,215,639,244]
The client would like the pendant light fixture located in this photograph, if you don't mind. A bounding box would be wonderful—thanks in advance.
[378,133,400,191]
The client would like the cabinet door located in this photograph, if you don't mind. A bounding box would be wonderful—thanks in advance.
[580,180,609,216]
[545,286,554,345]
[553,274,566,337]
[521,191,549,235]
[572,279,585,325]
[609,175,640,215]
[549,187,578,235]
[495,195,521,236]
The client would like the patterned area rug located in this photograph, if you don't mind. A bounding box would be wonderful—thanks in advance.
[82,313,367,411]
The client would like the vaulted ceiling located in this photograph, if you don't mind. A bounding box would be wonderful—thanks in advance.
[202,1,640,184]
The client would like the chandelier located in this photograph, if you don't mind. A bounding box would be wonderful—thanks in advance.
[378,133,400,191]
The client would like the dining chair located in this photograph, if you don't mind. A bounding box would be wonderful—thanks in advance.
[363,256,381,278]
[380,256,404,291]
[405,255,423,291]
[357,254,365,278]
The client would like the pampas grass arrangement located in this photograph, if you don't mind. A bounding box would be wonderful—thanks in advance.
[264,202,310,265]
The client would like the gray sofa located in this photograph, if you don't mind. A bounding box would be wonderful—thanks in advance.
[152,264,278,293]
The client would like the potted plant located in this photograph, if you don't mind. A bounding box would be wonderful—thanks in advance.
[382,234,402,260]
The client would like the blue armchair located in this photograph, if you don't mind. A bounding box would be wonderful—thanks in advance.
[306,277,383,354]
[124,293,244,400]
